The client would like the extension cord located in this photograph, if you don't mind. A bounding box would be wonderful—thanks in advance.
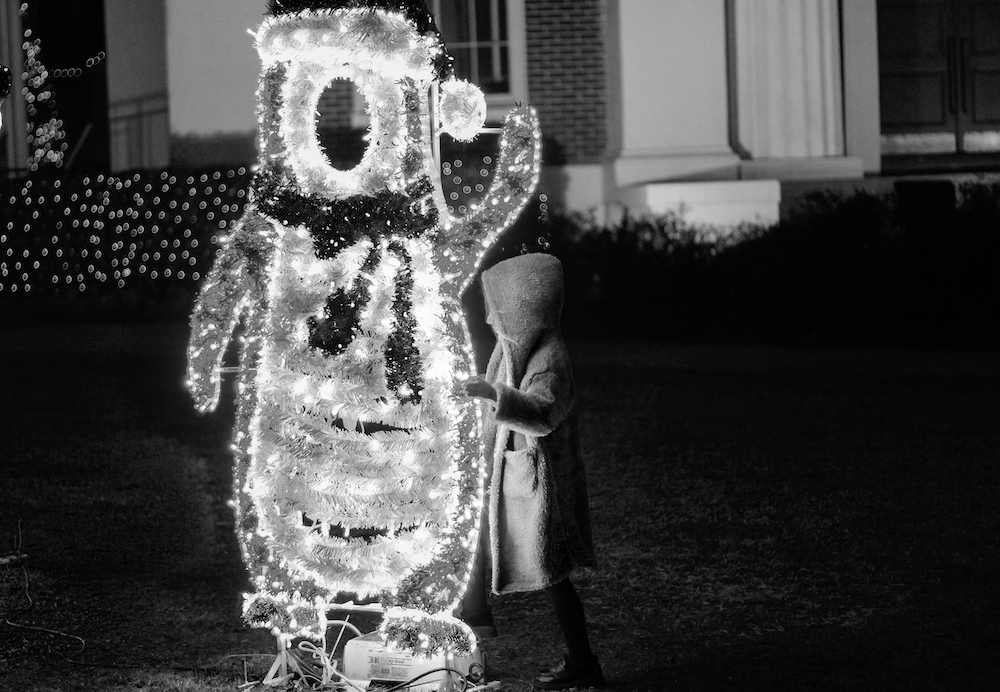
[343,632,486,691]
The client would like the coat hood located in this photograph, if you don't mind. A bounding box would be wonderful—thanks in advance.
[480,253,564,384]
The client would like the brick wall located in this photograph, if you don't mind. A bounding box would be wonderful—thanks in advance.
[316,80,366,169]
[525,0,608,165]
[317,79,356,129]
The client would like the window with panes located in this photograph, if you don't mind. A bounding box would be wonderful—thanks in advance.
[429,0,526,108]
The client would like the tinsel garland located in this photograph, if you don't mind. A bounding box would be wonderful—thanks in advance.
[438,79,487,142]
[383,242,422,404]
[247,220,454,612]
[277,60,403,196]
[188,1,542,658]
[257,64,288,162]
[259,168,434,399]
[432,105,543,300]
[186,212,275,413]
[307,244,379,357]
[257,9,451,90]
[400,83,424,179]
[195,108,542,650]
[255,172,438,258]
[380,611,476,658]
[305,239,423,405]
[268,0,437,33]
[264,0,454,81]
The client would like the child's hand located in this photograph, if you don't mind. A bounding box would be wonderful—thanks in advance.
[463,376,497,401]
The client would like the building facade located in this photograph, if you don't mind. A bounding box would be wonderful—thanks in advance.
[2,1,998,224]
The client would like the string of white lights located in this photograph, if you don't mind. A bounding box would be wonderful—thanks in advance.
[185,4,540,657]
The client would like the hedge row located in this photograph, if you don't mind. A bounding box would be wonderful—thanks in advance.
[483,184,1000,349]
[3,169,999,348]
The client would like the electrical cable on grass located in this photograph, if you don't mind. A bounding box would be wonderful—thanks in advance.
[295,619,368,692]
[66,651,278,674]
[2,621,487,691]
[17,519,32,610]
[3,586,482,691]
[374,667,470,692]
[2,519,32,609]
[326,619,363,653]
[3,619,87,658]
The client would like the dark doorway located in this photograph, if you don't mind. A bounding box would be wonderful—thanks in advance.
[879,0,1000,167]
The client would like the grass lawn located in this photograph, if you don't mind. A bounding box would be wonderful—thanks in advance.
[0,323,997,691]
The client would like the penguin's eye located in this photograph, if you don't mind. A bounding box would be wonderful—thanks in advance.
[316,78,369,172]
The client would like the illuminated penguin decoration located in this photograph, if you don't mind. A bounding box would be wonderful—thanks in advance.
[186,0,540,655]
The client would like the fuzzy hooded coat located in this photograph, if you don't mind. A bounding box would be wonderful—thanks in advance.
[479,253,596,594]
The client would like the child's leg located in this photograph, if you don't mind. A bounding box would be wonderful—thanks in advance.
[545,577,595,664]
[534,577,604,688]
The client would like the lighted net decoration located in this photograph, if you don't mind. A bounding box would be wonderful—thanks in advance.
[185,0,540,658]
[17,3,70,170]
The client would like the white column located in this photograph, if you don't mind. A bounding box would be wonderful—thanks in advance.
[735,0,864,179]
[610,0,740,187]
[841,0,882,174]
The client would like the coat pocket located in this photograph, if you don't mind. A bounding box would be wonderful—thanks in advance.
[502,447,538,498]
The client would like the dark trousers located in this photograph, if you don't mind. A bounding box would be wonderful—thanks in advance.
[461,515,595,664]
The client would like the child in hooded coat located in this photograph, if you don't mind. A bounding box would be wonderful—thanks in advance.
[461,252,603,689]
